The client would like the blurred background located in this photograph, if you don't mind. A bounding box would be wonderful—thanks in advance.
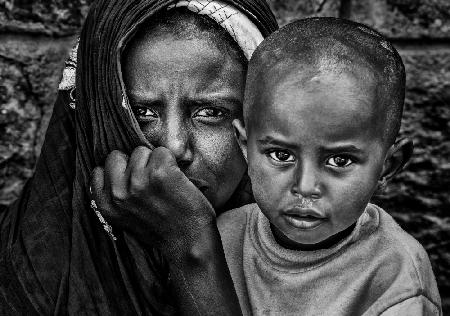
[0,0,449,312]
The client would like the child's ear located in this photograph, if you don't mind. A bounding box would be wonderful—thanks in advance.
[232,119,248,162]
[380,138,413,185]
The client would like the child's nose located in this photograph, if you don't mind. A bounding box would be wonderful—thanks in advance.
[291,163,322,199]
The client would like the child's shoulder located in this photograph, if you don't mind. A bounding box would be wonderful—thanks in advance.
[217,203,257,234]
[366,204,441,310]
[372,204,430,264]
[217,203,259,251]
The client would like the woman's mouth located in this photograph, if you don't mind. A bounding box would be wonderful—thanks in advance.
[188,178,209,193]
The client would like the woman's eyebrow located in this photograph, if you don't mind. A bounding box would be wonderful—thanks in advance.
[126,90,160,103]
[130,99,164,109]
[188,96,243,108]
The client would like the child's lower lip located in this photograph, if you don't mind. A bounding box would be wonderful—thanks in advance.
[283,214,325,230]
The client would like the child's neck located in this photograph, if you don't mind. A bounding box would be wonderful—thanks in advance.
[270,223,357,251]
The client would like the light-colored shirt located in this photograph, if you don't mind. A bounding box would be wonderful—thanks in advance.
[218,203,442,315]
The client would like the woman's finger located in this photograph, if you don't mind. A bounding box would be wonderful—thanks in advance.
[104,150,129,201]
[146,146,178,174]
[127,146,152,172]
[126,146,152,191]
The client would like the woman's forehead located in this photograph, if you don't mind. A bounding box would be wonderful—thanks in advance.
[123,35,245,101]
[123,33,234,74]
[125,8,240,59]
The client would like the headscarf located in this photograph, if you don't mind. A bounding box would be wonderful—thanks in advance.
[0,0,277,314]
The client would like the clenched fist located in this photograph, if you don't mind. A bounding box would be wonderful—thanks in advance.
[90,146,216,262]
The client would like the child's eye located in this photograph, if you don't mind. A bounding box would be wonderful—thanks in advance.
[132,106,158,121]
[327,156,353,168]
[268,150,295,163]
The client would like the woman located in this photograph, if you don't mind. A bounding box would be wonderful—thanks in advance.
[0,0,277,314]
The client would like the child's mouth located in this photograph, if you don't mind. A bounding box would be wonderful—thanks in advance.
[283,209,326,230]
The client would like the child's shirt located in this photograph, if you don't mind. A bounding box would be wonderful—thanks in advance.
[218,203,441,315]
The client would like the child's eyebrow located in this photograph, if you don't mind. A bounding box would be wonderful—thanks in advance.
[319,144,363,154]
[257,136,297,150]
[256,138,365,154]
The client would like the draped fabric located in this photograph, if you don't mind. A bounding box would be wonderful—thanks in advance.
[0,0,277,314]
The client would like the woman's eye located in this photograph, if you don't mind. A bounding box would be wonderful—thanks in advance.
[195,107,226,118]
[133,107,158,120]
[327,156,353,168]
[268,150,295,163]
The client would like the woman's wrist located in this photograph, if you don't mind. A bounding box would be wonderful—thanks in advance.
[165,218,222,269]
[166,221,243,316]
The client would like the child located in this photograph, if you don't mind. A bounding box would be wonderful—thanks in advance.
[218,18,442,315]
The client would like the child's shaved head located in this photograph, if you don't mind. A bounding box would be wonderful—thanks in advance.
[245,17,405,146]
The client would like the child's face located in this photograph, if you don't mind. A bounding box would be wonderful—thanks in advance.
[236,68,391,248]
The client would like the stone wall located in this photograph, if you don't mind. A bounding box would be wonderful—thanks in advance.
[1,0,449,311]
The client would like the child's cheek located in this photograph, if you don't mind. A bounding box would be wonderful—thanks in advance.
[331,176,376,224]
[248,158,268,202]
[248,155,284,212]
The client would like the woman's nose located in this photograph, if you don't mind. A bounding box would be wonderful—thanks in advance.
[161,116,193,168]
[291,162,322,199]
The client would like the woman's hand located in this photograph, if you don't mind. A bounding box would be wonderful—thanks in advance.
[91,146,242,315]
[90,146,216,262]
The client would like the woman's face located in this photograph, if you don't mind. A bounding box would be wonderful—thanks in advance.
[123,33,247,210]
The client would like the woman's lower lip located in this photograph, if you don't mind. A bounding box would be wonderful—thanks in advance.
[193,185,207,194]
[283,214,325,230]
[188,178,209,192]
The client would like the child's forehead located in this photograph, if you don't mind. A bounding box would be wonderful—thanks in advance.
[249,62,386,141]
[259,60,379,105]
